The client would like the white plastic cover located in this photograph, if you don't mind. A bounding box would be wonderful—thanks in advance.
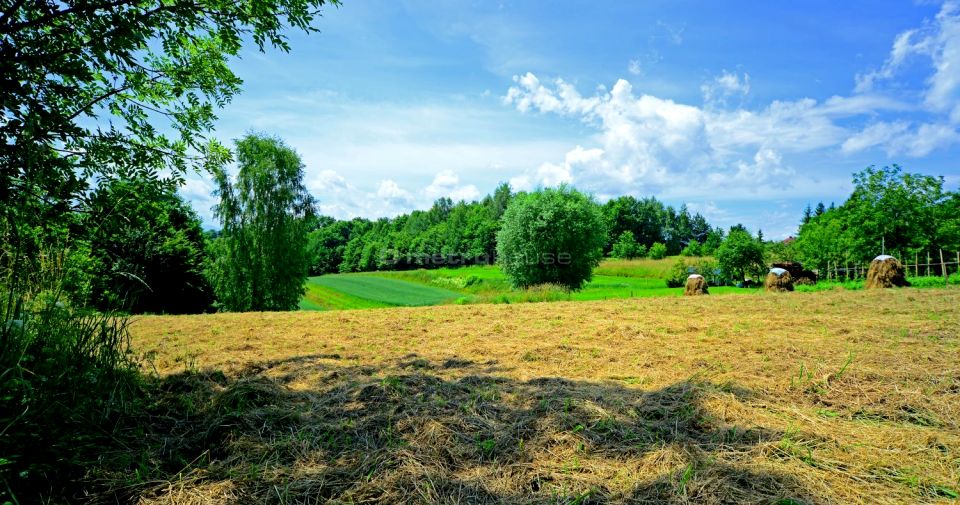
[688,274,704,279]
[769,267,788,276]
[874,254,895,261]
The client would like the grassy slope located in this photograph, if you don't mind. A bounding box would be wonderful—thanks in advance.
[306,273,462,307]
[302,258,959,311]
[373,258,746,304]
[299,281,392,310]
[128,288,960,504]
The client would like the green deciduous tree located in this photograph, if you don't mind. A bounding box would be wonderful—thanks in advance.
[844,165,948,259]
[82,178,213,313]
[680,241,703,257]
[496,185,607,290]
[716,229,766,283]
[793,208,851,273]
[793,165,959,272]
[1,0,338,250]
[208,134,315,311]
[611,231,642,259]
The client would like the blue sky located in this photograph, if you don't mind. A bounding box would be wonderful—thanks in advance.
[182,0,960,238]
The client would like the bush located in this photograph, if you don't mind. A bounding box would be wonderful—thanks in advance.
[680,241,703,257]
[0,246,142,502]
[665,258,691,288]
[496,185,607,290]
[648,242,668,260]
[666,257,722,288]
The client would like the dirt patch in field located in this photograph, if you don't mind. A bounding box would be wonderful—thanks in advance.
[115,288,960,504]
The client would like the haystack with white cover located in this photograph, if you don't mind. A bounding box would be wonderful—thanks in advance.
[684,274,709,296]
[764,267,793,292]
[865,255,909,289]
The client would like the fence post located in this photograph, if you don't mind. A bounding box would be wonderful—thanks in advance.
[915,251,919,277]
[941,249,947,286]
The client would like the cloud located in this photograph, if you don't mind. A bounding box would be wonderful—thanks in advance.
[706,98,849,153]
[841,119,960,157]
[856,1,960,122]
[503,6,960,205]
[424,170,482,202]
[503,72,895,199]
[656,20,685,45]
[701,70,750,105]
[708,148,793,189]
[505,76,716,198]
[855,29,929,93]
[841,121,911,154]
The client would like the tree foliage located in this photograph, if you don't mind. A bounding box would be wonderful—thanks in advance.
[496,186,607,290]
[208,134,315,311]
[794,165,958,271]
[82,178,213,313]
[716,228,766,282]
[334,188,512,273]
[611,231,643,259]
[1,0,338,250]
[648,242,668,260]
[601,196,714,255]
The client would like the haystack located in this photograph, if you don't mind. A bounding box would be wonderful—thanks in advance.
[683,274,709,296]
[773,261,817,285]
[764,267,794,292]
[865,255,910,289]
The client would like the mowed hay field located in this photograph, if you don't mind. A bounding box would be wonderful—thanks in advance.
[128,288,960,504]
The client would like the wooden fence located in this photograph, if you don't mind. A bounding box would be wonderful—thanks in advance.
[817,250,960,281]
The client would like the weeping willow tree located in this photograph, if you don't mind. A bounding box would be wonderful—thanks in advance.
[208,134,316,311]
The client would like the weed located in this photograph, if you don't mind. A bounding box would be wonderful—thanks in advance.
[677,462,696,496]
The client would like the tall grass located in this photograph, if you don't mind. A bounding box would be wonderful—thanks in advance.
[594,257,681,279]
[795,275,960,292]
[0,243,142,502]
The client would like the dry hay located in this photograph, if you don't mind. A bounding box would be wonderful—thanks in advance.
[70,289,960,504]
[793,270,818,285]
[773,261,817,286]
[764,268,794,292]
[865,255,910,289]
[683,274,709,296]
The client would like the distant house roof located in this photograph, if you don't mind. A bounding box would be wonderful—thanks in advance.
[782,236,796,244]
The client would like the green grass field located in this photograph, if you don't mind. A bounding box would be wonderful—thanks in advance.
[300,274,462,310]
[302,258,960,311]
[302,258,754,310]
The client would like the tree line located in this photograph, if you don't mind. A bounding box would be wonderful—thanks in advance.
[789,165,960,273]
[306,184,723,275]
[35,148,960,319]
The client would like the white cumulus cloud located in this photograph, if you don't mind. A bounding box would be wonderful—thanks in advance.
[701,70,750,105]
[424,170,482,202]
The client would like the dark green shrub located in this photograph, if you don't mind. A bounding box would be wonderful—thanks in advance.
[680,241,703,257]
[0,246,141,502]
[665,258,690,288]
[496,185,607,290]
[648,242,668,260]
